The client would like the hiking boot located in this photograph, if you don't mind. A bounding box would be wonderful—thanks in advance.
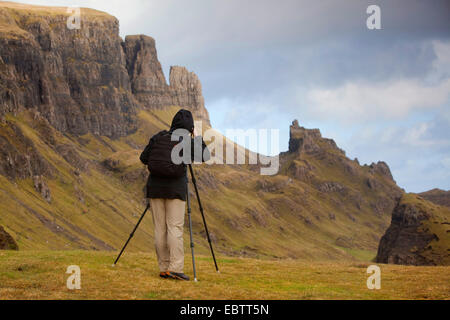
[167,271,190,281]
[159,272,169,279]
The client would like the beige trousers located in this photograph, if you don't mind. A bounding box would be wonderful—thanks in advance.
[150,198,186,273]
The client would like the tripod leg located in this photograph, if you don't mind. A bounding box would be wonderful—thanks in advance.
[113,203,150,266]
[186,178,198,281]
[188,165,219,273]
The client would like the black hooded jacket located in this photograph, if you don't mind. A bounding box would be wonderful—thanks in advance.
[140,109,210,201]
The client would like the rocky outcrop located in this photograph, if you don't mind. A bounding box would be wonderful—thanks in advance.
[318,181,345,193]
[123,35,172,109]
[33,175,51,202]
[169,66,210,125]
[255,176,291,193]
[288,119,346,157]
[245,207,267,227]
[288,120,322,154]
[55,144,90,172]
[122,35,210,125]
[287,160,314,182]
[369,161,394,181]
[376,194,450,266]
[0,226,18,250]
[0,121,54,180]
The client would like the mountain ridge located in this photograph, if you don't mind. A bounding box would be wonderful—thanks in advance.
[418,189,450,208]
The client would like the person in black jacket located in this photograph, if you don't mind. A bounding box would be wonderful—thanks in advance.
[140,109,210,281]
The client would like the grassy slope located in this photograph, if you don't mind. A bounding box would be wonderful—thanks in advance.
[0,250,448,300]
[0,110,165,253]
[0,1,113,39]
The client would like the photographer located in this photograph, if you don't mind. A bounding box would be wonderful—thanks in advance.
[140,109,210,281]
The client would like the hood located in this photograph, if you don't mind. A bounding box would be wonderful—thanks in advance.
[170,109,194,133]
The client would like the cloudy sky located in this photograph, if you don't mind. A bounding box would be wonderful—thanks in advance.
[12,0,450,192]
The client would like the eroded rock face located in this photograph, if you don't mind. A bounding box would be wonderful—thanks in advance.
[369,161,394,181]
[287,160,314,182]
[169,66,210,125]
[122,36,210,125]
[33,175,51,202]
[376,195,449,266]
[0,122,54,180]
[123,35,172,109]
[288,120,322,154]
[255,176,290,193]
[55,144,90,172]
[0,226,18,250]
[245,207,268,227]
[318,182,345,193]
[0,7,139,138]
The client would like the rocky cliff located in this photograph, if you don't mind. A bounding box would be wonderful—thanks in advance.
[376,193,450,265]
[0,3,139,138]
[123,35,170,110]
[169,65,210,124]
[0,225,18,250]
[0,2,210,140]
[123,35,210,124]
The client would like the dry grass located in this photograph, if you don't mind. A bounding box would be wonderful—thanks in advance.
[0,250,448,300]
[0,1,112,18]
[0,0,115,39]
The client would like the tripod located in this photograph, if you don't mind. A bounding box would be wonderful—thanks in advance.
[112,202,150,266]
[186,172,197,281]
[188,164,219,273]
[113,165,219,279]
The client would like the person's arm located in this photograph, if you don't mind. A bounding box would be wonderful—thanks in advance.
[191,136,210,163]
[140,137,154,165]
[201,138,211,162]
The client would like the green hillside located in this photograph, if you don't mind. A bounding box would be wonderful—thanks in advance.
[1,106,401,261]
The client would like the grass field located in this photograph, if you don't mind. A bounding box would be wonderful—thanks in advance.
[0,250,448,300]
